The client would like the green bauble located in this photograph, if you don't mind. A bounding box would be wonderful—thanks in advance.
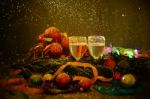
[121,74,136,87]
[29,74,43,86]
[118,60,130,69]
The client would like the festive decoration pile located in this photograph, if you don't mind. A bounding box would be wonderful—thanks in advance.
[29,26,69,60]
[0,27,150,97]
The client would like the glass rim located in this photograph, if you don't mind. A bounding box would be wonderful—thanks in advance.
[88,35,105,40]
[69,36,87,39]
[88,35,105,38]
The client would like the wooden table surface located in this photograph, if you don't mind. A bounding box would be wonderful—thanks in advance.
[1,88,150,99]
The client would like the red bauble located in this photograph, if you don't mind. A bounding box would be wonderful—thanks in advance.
[61,33,69,48]
[44,27,61,42]
[79,79,92,91]
[56,73,71,86]
[61,38,69,49]
[103,58,117,69]
[114,72,122,80]
[37,34,45,43]
[60,33,70,56]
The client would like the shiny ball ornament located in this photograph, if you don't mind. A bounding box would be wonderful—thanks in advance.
[121,74,136,87]
[56,73,71,86]
[118,60,130,69]
[29,74,43,86]
[103,58,117,69]
[44,27,61,42]
[79,78,92,91]
[43,74,53,82]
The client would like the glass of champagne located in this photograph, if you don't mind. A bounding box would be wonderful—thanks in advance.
[69,36,87,61]
[88,36,105,60]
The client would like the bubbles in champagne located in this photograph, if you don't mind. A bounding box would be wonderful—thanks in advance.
[88,43,105,59]
[69,43,87,61]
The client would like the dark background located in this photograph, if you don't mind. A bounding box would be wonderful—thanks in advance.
[0,0,150,63]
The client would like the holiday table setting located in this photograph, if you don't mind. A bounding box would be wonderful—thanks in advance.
[0,27,150,99]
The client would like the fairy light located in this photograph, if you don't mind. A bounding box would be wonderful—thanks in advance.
[134,49,138,58]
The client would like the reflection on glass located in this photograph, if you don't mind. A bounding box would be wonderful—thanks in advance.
[69,36,87,61]
[88,36,105,59]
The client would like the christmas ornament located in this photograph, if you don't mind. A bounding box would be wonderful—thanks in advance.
[43,74,53,82]
[60,32,69,55]
[37,34,45,43]
[103,58,117,69]
[44,27,61,42]
[61,32,69,49]
[56,73,71,86]
[118,60,130,69]
[43,42,63,57]
[113,72,122,80]
[29,74,43,86]
[79,78,92,91]
[121,74,136,87]
[37,35,53,46]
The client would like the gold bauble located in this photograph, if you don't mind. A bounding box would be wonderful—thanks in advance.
[121,74,136,86]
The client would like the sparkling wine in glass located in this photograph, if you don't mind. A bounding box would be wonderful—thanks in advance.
[69,36,87,61]
[88,36,105,59]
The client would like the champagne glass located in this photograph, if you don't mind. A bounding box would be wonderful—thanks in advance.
[69,36,87,61]
[88,36,105,59]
